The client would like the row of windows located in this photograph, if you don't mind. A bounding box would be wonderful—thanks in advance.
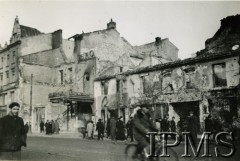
[0,68,16,82]
[0,51,16,68]
[0,92,15,106]
[100,62,229,96]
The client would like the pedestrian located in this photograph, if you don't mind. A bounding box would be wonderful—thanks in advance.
[45,120,50,135]
[116,116,126,143]
[187,111,199,144]
[51,120,55,134]
[0,102,27,161]
[55,120,60,134]
[205,115,213,133]
[170,116,176,139]
[96,119,104,140]
[40,120,44,133]
[23,122,29,144]
[110,117,117,142]
[106,119,111,138]
[87,120,94,139]
[212,115,222,139]
[126,117,134,142]
[161,115,170,132]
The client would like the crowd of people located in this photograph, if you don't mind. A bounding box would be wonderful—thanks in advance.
[39,120,60,135]
[205,114,240,141]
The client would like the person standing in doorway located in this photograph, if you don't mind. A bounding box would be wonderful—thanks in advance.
[0,102,27,161]
[187,111,199,144]
[40,120,44,133]
[96,119,104,140]
[170,116,176,139]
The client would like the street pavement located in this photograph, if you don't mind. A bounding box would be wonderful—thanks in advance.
[20,133,240,161]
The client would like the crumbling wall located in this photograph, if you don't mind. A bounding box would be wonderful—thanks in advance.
[21,34,52,56]
[81,29,136,64]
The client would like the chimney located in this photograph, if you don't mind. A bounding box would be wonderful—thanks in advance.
[73,34,83,62]
[52,29,62,49]
[155,37,161,45]
[107,18,116,29]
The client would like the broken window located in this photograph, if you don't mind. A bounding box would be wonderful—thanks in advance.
[140,76,146,93]
[59,70,63,84]
[116,80,120,93]
[213,63,227,87]
[103,82,109,95]
[120,67,123,73]
[68,67,73,83]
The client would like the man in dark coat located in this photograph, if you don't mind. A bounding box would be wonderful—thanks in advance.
[205,115,213,132]
[187,111,199,144]
[161,115,170,132]
[132,106,158,157]
[116,116,126,142]
[170,116,176,139]
[45,120,50,135]
[40,120,44,133]
[0,102,27,160]
[110,117,117,141]
[96,119,104,140]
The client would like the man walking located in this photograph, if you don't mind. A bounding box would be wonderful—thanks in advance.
[0,102,27,161]
[96,119,104,140]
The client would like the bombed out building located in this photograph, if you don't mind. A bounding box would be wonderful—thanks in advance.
[94,15,240,130]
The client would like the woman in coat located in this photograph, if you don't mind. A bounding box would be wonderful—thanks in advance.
[116,117,126,141]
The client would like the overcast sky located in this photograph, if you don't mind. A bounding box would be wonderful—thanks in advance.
[0,1,239,59]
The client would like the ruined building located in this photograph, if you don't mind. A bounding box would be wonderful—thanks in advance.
[94,15,240,130]
[0,17,178,132]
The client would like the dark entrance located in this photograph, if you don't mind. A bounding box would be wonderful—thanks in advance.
[171,101,200,124]
[77,102,92,114]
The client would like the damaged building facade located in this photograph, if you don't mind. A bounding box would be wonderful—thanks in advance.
[0,17,144,132]
[94,15,240,130]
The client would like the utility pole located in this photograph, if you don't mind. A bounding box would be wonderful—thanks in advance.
[30,74,33,117]
[29,74,33,133]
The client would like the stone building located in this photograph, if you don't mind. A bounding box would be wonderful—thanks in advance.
[94,15,240,130]
[0,16,75,132]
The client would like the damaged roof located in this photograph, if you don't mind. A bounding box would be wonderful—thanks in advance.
[20,25,43,38]
[95,49,240,81]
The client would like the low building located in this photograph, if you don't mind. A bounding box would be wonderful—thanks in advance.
[94,15,240,130]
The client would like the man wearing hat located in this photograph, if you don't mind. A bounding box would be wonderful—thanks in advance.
[96,118,104,140]
[0,102,27,160]
[132,106,158,158]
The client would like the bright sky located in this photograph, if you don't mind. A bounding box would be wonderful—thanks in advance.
[0,1,239,59]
